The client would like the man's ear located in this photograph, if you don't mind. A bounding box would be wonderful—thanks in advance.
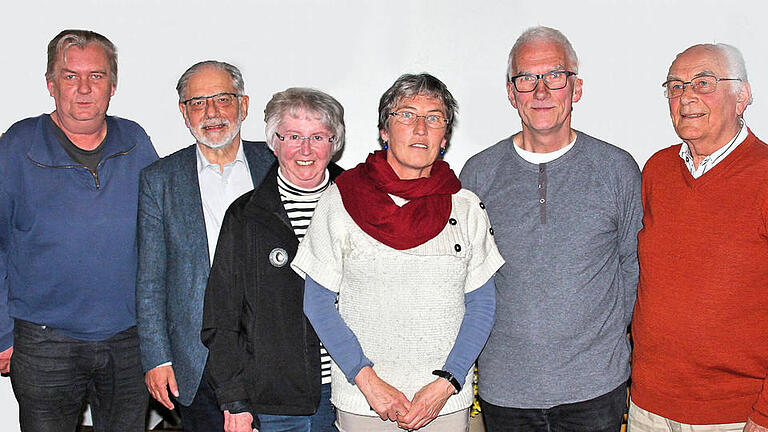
[736,82,752,116]
[507,81,518,109]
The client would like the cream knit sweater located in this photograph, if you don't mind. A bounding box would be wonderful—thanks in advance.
[292,185,504,416]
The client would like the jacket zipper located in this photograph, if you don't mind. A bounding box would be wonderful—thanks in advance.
[27,144,136,189]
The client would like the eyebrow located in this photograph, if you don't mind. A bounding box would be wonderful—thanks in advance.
[395,105,445,113]
[515,64,568,75]
[60,68,108,75]
[667,69,718,81]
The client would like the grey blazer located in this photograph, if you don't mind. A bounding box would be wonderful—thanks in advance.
[136,141,275,405]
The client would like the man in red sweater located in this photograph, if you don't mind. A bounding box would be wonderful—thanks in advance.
[631,43,768,432]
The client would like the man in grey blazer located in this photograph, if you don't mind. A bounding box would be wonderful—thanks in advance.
[136,60,274,432]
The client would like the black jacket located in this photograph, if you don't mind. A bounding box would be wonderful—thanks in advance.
[201,161,344,418]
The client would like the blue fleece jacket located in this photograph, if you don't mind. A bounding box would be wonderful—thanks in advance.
[0,114,158,349]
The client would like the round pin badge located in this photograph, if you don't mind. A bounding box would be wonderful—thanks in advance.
[269,247,289,267]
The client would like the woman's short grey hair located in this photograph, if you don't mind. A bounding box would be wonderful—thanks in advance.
[507,26,579,81]
[46,29,118,86]
[176,60,245,101]
[264,88,345,154]
[377,73,458,143]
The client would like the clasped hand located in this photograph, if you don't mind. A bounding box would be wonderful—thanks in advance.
[354,366,456,431]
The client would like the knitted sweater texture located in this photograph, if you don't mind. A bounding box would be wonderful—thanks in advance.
[292,185,504,416]
[632,132,768,425]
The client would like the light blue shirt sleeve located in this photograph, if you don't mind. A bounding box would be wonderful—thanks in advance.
[303,275,373,384]
[441,276,496,386]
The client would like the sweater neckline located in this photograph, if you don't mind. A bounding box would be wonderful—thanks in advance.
[680,130,756,189]
[506,131,583,171]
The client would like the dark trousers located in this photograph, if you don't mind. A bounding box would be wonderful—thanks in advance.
[177,366,224,432]
[10,319,148,432]
[481,382,627,432]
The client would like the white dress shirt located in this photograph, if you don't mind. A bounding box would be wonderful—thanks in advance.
[196,141,254,265]
[679,121,747,179]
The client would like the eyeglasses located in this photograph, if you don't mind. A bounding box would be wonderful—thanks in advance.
[388,111,448,129]
[182,92,241,111]
[662,75,742,99]
[509,70,577,93]
[274,132,335,145]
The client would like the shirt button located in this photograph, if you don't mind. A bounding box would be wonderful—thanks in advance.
[489,227,494,236]
[454,244,462,252]
[449,218,457,225]
[479,202,485,209]
[539,198,546,204]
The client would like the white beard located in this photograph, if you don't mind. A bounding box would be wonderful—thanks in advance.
[191,115,242,149]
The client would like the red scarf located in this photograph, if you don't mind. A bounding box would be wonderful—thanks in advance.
[335,150,461,250]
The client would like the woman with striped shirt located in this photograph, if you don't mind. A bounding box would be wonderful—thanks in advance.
[202,88,344,432]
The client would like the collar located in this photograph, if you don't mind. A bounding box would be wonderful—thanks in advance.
[195,139,246,175]
[27,114,133,167]
[277,167,330,194]
[679,120,747,178]
[513,134,577,164]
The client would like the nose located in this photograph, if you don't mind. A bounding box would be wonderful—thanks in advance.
[679,84,697,104]
[204,97,221,117]
[77,78,92,95]
[533,79,550,100]
[413,116,428,135]
[299,139,313,155]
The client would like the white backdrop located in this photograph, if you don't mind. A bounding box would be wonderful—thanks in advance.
[1,0,766,430]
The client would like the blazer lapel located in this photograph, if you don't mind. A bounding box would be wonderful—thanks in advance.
[175,145,211,266]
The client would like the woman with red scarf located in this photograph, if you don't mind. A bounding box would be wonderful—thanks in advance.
[292,73,503,432]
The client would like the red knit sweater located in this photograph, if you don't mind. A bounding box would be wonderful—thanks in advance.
[632,132,768,426]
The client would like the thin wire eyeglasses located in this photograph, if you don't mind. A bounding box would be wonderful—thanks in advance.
[388,111,448,129]
[662,75,742,98]
[509,70,577,92]
[182,92,241,111]
[274,132,336,145]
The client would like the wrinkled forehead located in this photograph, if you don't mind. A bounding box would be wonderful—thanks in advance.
[184,67,237,99]
[513,40,569,74]
[393,93,446,113]
[668,46,728,80]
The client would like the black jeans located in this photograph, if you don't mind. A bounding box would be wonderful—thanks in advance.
[177,366,224,432]
[481,382,627,432]
[10,319,148,432]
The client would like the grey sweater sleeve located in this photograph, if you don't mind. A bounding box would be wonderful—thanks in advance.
[615,155,643,327]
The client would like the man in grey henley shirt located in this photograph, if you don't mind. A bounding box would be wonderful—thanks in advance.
[460,26,642,432]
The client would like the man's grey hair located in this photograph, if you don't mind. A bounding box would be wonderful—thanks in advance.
[377,73,458,145]
[674,43,752,105]
[264,87,345,155]
[507,26,579,81]
[176,60,245,102]
[46,29,118,86]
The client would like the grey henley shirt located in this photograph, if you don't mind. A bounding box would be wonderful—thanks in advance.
[460,131,642,408]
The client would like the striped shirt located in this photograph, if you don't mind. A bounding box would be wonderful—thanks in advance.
[277,168,332,384]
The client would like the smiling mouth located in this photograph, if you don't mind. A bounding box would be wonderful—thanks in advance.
[410,143,428,149]
[202,124,227,131]
[681,113,706,119]
[296,160,314,166]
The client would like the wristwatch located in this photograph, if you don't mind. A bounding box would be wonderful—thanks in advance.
[432,369,461,394]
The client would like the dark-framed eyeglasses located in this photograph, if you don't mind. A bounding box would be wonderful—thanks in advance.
[388,111,448,129]
[182,92,241,111]
[274,132,335,145]
[662,75,742,99]
[509,70,577,93]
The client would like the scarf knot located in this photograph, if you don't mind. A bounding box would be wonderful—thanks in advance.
[335,150,461,250]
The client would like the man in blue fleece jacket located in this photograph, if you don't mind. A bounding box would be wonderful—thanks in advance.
[0,29,157,431]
